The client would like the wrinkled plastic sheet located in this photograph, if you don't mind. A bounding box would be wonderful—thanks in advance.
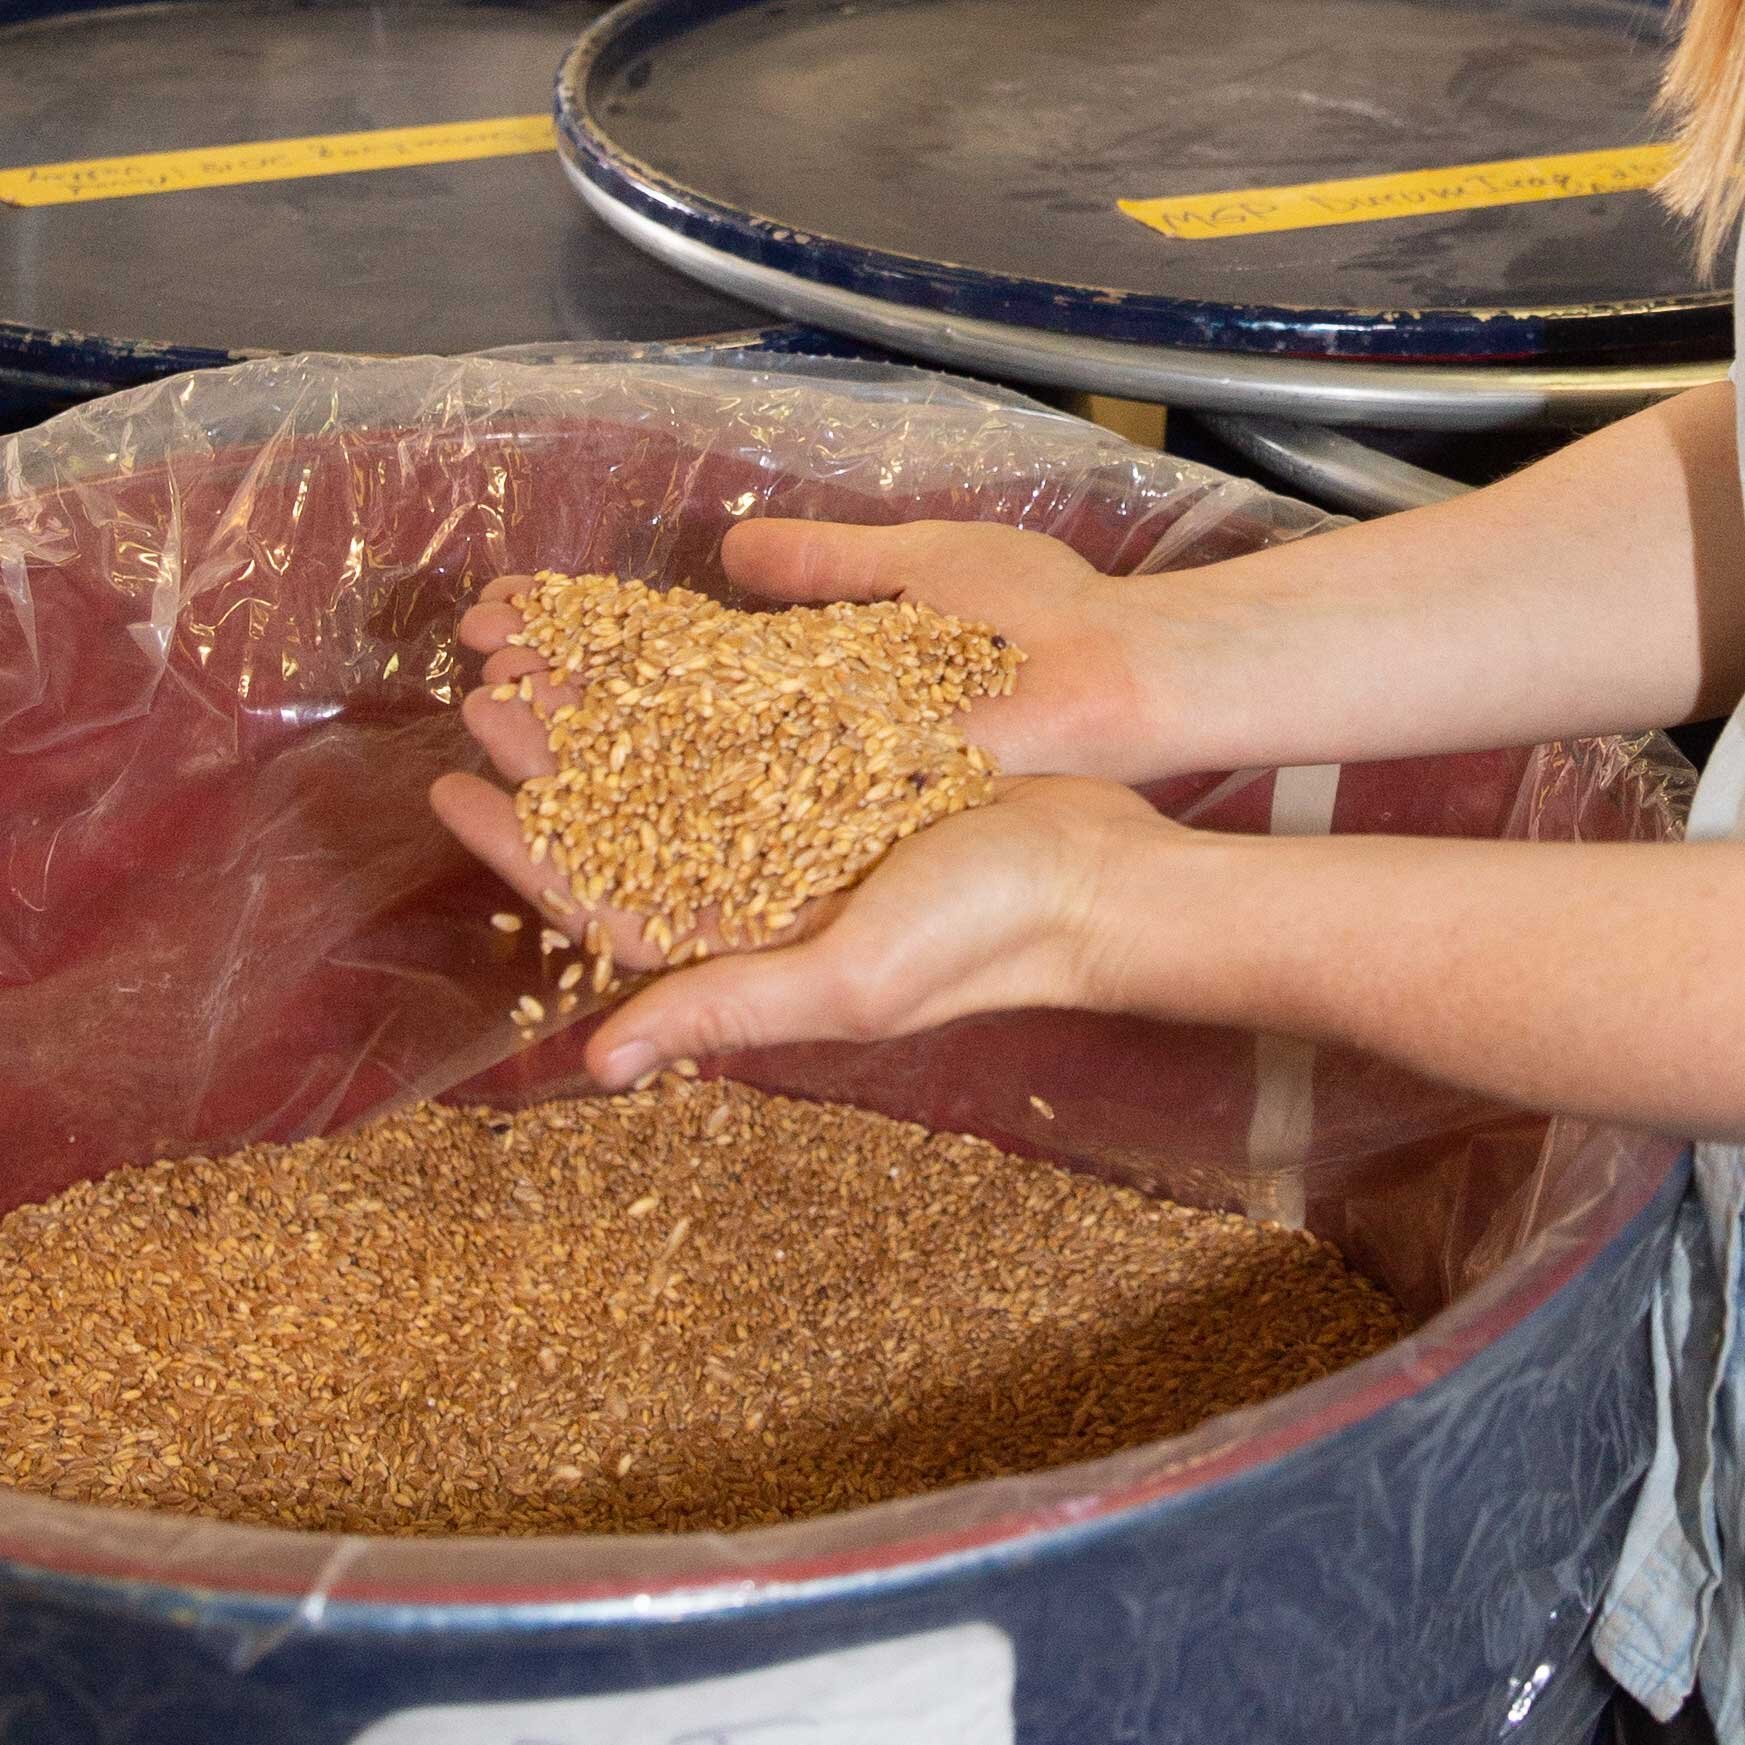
[0,352,1690,1698]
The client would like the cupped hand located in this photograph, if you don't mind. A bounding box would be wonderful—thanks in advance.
[580,775,1179,1087]
[433,688,1177,1080]
[452,519,1170,784]
[437,540,1196,1082]
[719,518,1164,781]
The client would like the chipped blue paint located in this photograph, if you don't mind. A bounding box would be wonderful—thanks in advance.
[0,321,259,411]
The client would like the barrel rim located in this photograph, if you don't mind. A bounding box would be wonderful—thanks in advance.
[0,317,832,402]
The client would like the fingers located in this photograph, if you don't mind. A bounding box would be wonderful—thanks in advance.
[581,779,1124,1084]
[585,928,866,1088]
[458,598,522,654]
[722,519,920,605]
[721,517,1088,612]
[431,772,558,916]
[463,635,591,786]
[460,686,559,785]
[431,773,704,974]
[481,646,548,686]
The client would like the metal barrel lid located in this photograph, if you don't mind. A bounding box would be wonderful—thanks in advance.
[558,166,1729,428]
[555,0,1730,372]
[1177,413,1634,515]
[0,0,828,422]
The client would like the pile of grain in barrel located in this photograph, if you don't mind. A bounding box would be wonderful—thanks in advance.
[0,1077,1411,1536]
[500,571,1022,958]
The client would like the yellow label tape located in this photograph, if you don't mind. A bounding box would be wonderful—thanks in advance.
[1118,143,1675,242]
[0,114,555,208]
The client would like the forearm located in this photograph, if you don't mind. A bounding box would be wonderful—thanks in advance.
[1106,826,1745,1138]
[1128,383,1745,775]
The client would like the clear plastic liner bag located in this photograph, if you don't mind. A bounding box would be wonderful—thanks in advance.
[0,351,1694,1742]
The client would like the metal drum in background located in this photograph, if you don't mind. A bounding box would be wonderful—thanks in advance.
[0,0,835,429]
[553,0,1731,427]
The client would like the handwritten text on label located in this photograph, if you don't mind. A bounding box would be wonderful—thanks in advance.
[0,115,554,208]
[1119,144,1675,241]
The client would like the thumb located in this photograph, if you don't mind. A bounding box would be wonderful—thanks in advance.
[585,931,884,1088]
[721,518,921,605]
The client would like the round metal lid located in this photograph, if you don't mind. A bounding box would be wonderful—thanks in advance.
[557,0,1730,366]
[0,0,788,404]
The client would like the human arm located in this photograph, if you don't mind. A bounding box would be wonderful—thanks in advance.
[1144,380,1745,772]
[435,383,1745,1132]
[712,381,1745,780]
[582,783,1745,1141]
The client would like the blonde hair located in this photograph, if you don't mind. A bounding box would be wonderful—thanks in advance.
[1661,0,1745,272]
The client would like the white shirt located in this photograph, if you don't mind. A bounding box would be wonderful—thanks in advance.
[1592,230,1745,1737]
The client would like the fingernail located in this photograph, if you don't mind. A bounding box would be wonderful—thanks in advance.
[601,1041,658,1088]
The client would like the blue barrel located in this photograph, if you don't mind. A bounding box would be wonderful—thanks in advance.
[0,341,1695,1742]
[553,0,1730,426]
[0,0,838,429]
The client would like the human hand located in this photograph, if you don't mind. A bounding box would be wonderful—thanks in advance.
[433,551,1216,1080]
[430,588,745,985]
[432,558,1062,982]
[448,525,1157,783]
[431,648,1185,1071]
[579,775,1191,1088]
[712,518,1170,782]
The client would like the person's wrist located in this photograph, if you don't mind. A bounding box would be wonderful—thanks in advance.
[1071,816,1292,1027]
[1084,566,1259,784]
